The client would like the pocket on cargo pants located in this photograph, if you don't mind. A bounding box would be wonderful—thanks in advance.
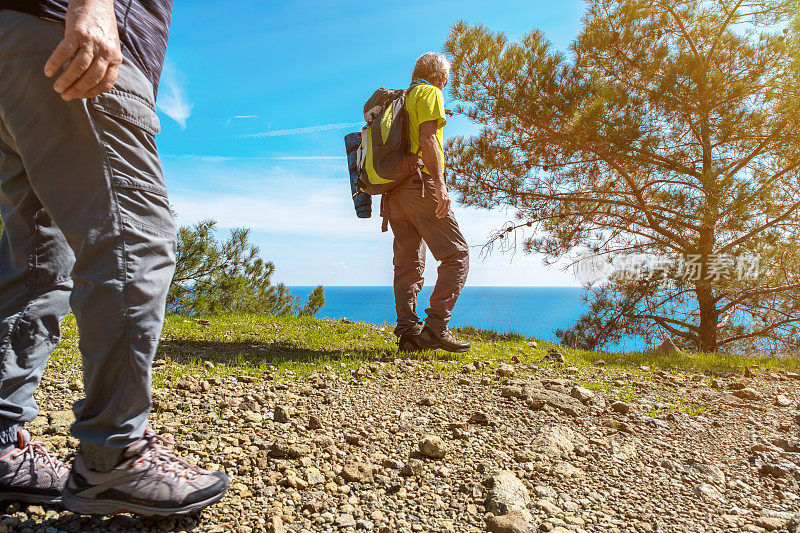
[86,62,176,334]
[89,66,174,236]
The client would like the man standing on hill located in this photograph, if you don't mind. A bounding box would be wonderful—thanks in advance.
[389,52,471,353]
[0,0,228,515]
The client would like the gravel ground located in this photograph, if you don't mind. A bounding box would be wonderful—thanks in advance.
[3,350,800,533]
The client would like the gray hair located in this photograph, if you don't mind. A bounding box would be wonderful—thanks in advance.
[412,52,451,86]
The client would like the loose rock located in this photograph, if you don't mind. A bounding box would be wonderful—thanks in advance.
[419,435,448,459]
[486,514,533,533]
[485,470,533,522]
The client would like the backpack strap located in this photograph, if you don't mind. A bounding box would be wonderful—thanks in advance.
[403,83,427,190]
[380,193,390,232]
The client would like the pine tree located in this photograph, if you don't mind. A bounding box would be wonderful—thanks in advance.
[445,0,800,353]
[168,220,324,317]
[300,285,326,316]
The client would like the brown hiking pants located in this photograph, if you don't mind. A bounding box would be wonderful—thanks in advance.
[386,180,469,337]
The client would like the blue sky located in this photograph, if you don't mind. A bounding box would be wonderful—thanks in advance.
[156,0,586,286]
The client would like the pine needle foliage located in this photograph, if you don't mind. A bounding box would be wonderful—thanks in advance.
[445,0,800,353]
[168,220,324,318]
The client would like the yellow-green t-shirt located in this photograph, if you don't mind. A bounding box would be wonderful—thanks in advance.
[405,84,447,175]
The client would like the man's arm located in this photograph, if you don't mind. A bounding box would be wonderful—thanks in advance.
[419,119,450,219]
[44,0,123,101]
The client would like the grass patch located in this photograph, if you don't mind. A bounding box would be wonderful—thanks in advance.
[644,395,710,418]
[46,314,800,388]
[569,345,800,374]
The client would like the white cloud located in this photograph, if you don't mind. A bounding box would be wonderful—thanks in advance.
[243,122,362,139]
[226,115,260,126]
[156,62,193,129]
[170,183,376,239]
[162,157,577,286]
[168,183,576,286]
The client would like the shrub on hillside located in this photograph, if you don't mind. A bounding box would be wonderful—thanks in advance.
[168,219,324,317]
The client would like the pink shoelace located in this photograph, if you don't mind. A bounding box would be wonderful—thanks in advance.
[10,437,70,476]
[129,430,202,481]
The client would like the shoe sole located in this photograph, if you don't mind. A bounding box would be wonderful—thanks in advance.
[439,345,471,353]
[61,487,227,517]
[419,337,470,353]
[398,341,424,353]
[0,492,61,505]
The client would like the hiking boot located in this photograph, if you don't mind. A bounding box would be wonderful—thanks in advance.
[419,325,471,353]
[0,429,70,505]
[398,332,425,353]
[62,429,229,517]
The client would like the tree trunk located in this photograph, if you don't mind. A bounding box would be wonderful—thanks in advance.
[696,222,718,353]
[696,283,718,352]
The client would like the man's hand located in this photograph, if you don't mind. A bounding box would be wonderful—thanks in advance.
[44,0,122,101]
[434,182,451,218]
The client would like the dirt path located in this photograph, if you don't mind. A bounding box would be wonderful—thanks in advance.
[5,357,800,532]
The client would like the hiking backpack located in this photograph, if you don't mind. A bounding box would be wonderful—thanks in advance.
[354,86,424,195]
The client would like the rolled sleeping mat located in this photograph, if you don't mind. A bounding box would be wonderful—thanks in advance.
[345,132,372,218]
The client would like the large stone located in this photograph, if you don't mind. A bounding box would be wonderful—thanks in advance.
[401,458,424,477]
[501,386,526,400]
[525,386,586,417]
[756,516,789,532]
[486,514,534,533]
[551,461,585,478]
[533,424,584,458]
[274,405,291,423]
[469,411,492,425]
[497,364,516,377]
[535,499,562,514]
[514,449,537,463]
[419,435,448,459]
[732,388,763,401]
[484,470,533,522]
[269,515,286,533]
[570,386,595,404]
[243,411,262,424]
[418,395,436,406]
[685,461,726,485]
[305,467,325,485]
[776,395,794,407]
[341,462,373,483]
[611,401,631,414]
[759,459,800,479]
[335,513,357,528]
[771,438,800,453]
[47,410,74,433]
[287,444,311,458]
[694,483,727,504]
[269,441,290,458]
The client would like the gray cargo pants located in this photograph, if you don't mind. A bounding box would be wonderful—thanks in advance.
[387,179,469,337]
[0,11,176,470]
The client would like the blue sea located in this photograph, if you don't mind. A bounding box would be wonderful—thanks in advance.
[289,286,645,352]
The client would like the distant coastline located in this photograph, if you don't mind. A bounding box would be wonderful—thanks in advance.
[289,286,645,352]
